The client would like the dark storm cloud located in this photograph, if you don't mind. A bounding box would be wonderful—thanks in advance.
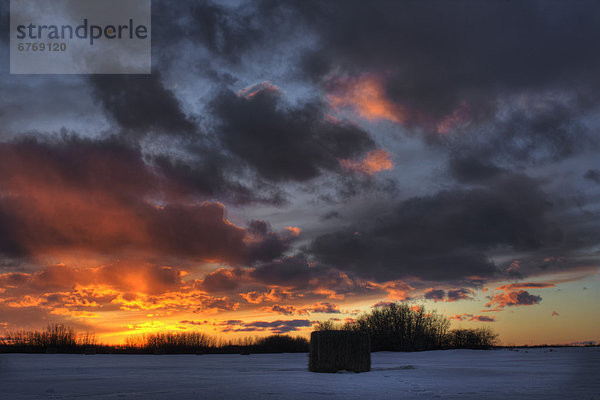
[152,151,286,205]
[424,289,445,302]
[175,0,263,64]
[319,211,342,221]
[151,0,600,117]
[89,73,196,135]
[87,72,378,198]
[209,85,374,182]
[449,156,506,183]
[245,220,295,263]
[241,255,368,299]
[310,173,562,282]
[249,255,312,288]
[152,0,303,65]
[152,152,249,204]
[282,0,600,165]
[148,0,600,170]
[296,0,600,112]
[450,99,596,165]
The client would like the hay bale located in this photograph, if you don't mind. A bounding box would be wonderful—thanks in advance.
[309,330,370,373]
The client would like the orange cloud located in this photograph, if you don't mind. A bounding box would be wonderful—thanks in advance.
[495,282,555,291]
[327,75,476,134]
[0,262,186,296]
[366,280,413,301]
[0,260,246,324]
[328,75,406,123]
[0,141,290,265]
[284,226,302,237]
[340,149,394,175]
[483,282,555,311]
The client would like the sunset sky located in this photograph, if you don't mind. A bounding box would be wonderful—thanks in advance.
[0,0,599,346]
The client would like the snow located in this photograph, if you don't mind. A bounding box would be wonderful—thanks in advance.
[1,348,599,399]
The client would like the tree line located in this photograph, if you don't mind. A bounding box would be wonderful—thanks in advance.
[316,303,498,351]
[0,324,309,354]
[0,323,99,353]
[125,331,309,354]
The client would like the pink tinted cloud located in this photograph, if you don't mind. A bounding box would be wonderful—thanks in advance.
[340,149,394,175]
[450,313,495,322]
[485,290,542,310]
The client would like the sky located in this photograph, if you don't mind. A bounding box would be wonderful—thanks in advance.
[0,0,599,346]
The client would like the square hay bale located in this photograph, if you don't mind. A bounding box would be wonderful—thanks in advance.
[309,330,370,373]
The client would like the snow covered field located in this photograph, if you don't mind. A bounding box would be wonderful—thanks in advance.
[1,348,599,399]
